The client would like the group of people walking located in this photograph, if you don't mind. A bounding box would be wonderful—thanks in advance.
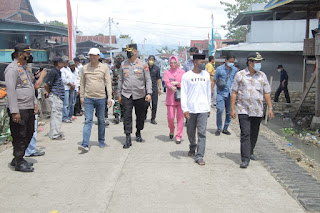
[5,43,276,172]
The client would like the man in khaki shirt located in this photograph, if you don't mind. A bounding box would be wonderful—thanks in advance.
[78,48,112,152]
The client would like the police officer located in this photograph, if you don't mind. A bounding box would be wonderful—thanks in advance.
[118,44,152,149]
[145,55,162,124]
[5,43,37,172]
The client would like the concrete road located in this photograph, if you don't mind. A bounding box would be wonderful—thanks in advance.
[0,96,306,213]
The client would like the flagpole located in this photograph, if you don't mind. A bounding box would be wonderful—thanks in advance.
[67,0,71,60]
[211,13,214,56]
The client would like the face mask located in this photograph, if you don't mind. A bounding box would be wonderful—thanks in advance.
[127,51,134,59]
[227,62,234,67]
[198,63,206,70]
[190,55,193,60]
[254,63,261,71]
[148,60,155,66]
[24,55,33,63]
[115,61,121,69]
[277,69,281,72]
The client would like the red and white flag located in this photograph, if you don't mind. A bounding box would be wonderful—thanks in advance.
[67,0,76,60]
[183,47,187,62]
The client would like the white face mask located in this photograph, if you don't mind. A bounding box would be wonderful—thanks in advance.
[277,69,281,72]
[227,62,234,67]
[190,55,193,60]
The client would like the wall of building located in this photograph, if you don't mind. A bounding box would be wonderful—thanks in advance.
[247,19,318,43]
[218,50,314,92]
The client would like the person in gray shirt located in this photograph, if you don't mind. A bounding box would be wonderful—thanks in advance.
[118,44,152,149]
[5,43,38,172]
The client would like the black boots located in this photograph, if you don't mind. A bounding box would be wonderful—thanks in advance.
[114,114,120,124]
[10,158,33,167]
[123,134,132,149]
[136,130,143,142]
[13,158,34,172]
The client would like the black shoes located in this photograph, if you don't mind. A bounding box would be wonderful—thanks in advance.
[188,150,195,157]
[169,134,174,140]
[222,130,231,135]
[240,161,250,169]
[114,114,120,124]
[123,134,132,149]
[215,130,221,136]
[250,154,258,161]
[10,158,33,167]
[151,119,157,125]
[14,159,34,172]
[136,131,143,142]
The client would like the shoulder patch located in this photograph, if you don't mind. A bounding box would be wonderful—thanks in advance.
[145,65,149,72]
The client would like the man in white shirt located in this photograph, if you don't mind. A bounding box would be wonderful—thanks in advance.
[68,60,78,119]
[181,54,211,166]
[61,56,75,123]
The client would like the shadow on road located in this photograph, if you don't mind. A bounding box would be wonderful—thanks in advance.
[113,136,127,145]
[155,135,171,142]
[217,152,241,165]
[169,150,191,159]
[207,128,218,134]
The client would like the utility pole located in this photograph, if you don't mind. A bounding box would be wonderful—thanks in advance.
[211,13,214,56]
[109,17,113,63]
[143,38,147,60]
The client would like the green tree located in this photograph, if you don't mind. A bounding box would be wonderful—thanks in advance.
[96,33,104,36]
[43,20,67,28]
[220,0,269,40]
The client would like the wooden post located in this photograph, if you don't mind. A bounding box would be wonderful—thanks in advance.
[265,76,273,125]
[302,56,307,92]
[306,8,310,39]
[316,55,320,117]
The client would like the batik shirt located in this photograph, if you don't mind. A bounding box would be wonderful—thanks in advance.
[231,68,271,117]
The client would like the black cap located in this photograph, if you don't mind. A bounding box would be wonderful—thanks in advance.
[14,43,33,53]
[52,56,63,64]
[190,47,199,53]
[193,53,206,60]
[247,52,264,61]
[277,65,283,69]
[125,44,137,52]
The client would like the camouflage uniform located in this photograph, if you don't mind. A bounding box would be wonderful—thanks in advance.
[112,67,123,116]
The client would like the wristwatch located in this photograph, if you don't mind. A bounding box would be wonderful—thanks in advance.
[268,107,273,110]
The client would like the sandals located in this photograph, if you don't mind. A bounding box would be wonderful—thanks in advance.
[175,140,181,144]
[196,159,205,166]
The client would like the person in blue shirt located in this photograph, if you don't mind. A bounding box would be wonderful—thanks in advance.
[183,47,199,72]
[212,54,238,136]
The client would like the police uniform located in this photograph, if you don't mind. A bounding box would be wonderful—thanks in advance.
[4,44,36,172]
[118,44,152,145]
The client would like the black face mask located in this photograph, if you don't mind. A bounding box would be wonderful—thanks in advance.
[127,51,134,59]
[24,55,33,63]
[115,61,121,69]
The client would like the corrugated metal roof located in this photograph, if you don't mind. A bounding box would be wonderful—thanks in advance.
[217,42,303,52]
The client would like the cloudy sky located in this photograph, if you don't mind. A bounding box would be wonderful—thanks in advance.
[30,0,235,46]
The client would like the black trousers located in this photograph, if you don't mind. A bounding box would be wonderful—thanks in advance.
[8,109,35,161]
[74,93,82,115]
[145,91,158,120]
[274,85,291,103]
[238,115,262,162]
[122,96,145,134]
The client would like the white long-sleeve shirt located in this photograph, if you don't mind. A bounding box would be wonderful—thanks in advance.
[181,70,211,114]
[61,66,74,90]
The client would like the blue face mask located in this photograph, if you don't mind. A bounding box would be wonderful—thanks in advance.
[254,63,261,71]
